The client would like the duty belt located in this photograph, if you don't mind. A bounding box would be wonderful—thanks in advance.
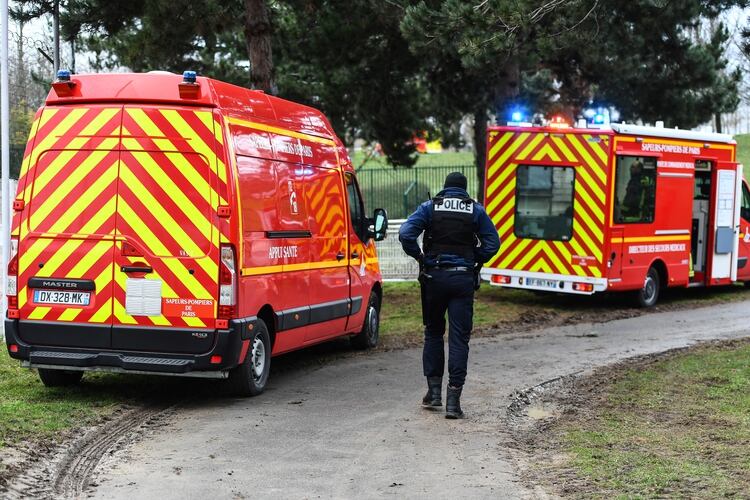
[428,266,470,272]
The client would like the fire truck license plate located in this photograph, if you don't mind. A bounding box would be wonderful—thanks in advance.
[33,290,91,306]
[526,278,558,289]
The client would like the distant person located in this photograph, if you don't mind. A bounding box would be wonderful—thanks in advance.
[623,160,644,217]
[398,172,500,419]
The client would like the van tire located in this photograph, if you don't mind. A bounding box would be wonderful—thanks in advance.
[227,319,271,397]
[38,368,83,387]
[351,292,380,350]
[636,267,660,308]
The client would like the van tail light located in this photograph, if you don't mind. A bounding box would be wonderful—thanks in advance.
[491,274,511,285]
[7,237,18,313]
[218,244,236,319]
[573,282,594,293]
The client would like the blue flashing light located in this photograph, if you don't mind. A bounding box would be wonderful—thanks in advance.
[56,69,71,82]
[182,70,197,84]
[511,111,523,122]
[594,113,605,124]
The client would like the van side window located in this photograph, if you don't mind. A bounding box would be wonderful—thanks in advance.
[742,183,750,222]
[346,174,367,242]
[614,156,657,224]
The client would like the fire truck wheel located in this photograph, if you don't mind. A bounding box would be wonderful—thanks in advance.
[636,267,660,308]
[38,368,83,387]
[227,319,271,397]
[351,292,380,350]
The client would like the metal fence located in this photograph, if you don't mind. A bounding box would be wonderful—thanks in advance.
[358,164,476,219]
[375,219,420,281]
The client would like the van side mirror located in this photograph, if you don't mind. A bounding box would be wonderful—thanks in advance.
[372,208,388,241]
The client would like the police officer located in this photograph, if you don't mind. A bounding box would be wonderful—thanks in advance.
[399,172,500,419]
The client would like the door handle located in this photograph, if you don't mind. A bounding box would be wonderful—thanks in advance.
[336,252,345,261]
[351,251,360,259]
[121,265,153,274]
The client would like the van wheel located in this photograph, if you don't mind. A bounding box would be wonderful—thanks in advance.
[636,267,660,308]
[227,319,271,397]
[38,369,83,387]
[351,293,380,350]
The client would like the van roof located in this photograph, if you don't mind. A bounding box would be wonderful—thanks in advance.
[44,72,337,143]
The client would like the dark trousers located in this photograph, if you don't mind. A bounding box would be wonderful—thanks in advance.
[421,268,474,388]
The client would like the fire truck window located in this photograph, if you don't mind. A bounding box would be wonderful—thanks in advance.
[346,174,367,242]
[742,183,750,222]
[514,165,575,241]
[614,156,657,224]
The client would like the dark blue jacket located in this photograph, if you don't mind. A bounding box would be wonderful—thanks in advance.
[398,187,500,267]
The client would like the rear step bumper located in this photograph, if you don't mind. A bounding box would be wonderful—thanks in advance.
[4,317,258,378]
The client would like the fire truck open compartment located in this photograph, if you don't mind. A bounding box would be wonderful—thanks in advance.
[482,122,750,306]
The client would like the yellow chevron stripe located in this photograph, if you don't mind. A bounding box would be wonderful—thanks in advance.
[196,111,224,145]
[487,134,531,182]
[583,135,609,165]
[46,174,117,235]
[153,109,228,186]
[486,176,516,215]
[487,132,514,163]
[116,167,218,279]
[498,238,533,268]
[574,200,604,244]
[532,143,561,162]
[29,151,118,231]
[119,151,218,253]
[27,306,51,320]
[485,162,516,205]
[576,181,605,223]
[90,297,113,323]
[574,165,605,205]
[120,113,227,205]
[29,109,120,197]
[57,306,83,322]
[514,243,542,270]
[568,136,606,184]
[550,136,578,162]
[25,108,90,172]
[551,241,590,276]
[227,116,336,146]
[18,115,43,178]
[515,133,545,161]
[116,199,215,299]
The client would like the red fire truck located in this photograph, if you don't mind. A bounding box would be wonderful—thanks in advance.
[482,122,750,306]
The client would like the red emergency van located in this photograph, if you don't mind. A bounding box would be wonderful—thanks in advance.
[482,122,750,306]
[5,71,388,396]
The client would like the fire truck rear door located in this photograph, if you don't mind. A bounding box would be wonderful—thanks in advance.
[710,161,742,282]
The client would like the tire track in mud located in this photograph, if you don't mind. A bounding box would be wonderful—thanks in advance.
[3,403,177,500]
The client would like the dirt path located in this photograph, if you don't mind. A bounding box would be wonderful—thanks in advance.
[68,300,750,499]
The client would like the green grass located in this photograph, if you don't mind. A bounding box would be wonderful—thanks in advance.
[558,342,750,498]
[0,349,204,450]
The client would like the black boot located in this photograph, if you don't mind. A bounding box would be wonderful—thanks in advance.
[445,386,464,419]
[421,376,442,408]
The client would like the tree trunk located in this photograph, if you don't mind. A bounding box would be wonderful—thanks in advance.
[243,0,274,94]
[715,112,722,134]
[474,108,488,203]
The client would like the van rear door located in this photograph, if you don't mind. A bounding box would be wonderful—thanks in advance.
[110,106,224,354]
[17,106,122,349]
